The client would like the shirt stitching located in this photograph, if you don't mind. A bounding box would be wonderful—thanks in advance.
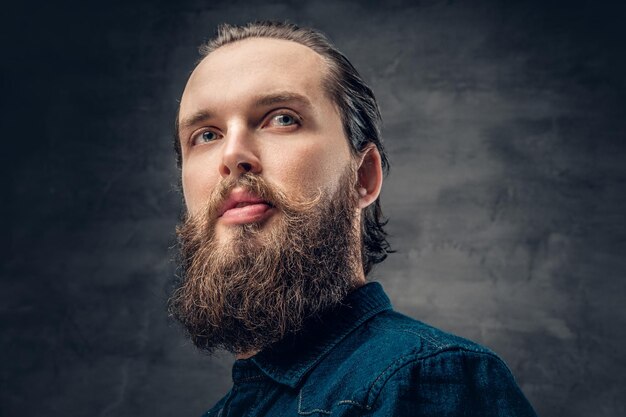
[337,399,371,410]
[367,351,417,401]
[368,324,445,349]
[298,388,373,414]
[298,389,331,415]
[405,329,445,349]
[365,348,503,407]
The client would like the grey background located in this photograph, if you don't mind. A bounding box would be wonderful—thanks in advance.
[2,0,625,416]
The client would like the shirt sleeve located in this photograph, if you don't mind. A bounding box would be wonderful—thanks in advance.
[365,349,538,417]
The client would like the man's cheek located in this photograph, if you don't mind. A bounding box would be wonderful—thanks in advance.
[183,171,216,215]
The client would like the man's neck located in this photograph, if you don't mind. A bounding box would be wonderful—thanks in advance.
[236,351,257,360]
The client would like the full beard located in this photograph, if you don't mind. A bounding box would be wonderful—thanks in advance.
[168,168,361,355]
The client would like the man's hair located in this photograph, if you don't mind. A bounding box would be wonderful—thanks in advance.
[174,20,392,275]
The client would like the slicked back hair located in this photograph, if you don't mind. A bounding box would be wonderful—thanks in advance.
[175,21,392,275]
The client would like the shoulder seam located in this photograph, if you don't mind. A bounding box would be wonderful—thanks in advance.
[368,322,492,354]
[365,347,505,407]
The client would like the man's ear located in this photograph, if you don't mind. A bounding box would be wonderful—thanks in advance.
[356,145,383,209]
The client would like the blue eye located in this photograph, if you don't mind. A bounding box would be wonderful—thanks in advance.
[271,114,297,126]
[193,130,219,145]
[201,131,218,142]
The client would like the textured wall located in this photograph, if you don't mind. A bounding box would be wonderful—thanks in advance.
[2,1,625,416]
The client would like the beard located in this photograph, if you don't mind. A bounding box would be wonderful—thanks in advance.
[168,168,362,355]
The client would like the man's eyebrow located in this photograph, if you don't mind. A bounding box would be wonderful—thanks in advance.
[178,110,213,134]
[178,92,313,135]
[253,92,313,109]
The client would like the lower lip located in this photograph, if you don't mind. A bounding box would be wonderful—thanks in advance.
[219,203,275,225]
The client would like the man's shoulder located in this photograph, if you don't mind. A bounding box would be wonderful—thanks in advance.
[299,310,510,415]
[356,309,494,359]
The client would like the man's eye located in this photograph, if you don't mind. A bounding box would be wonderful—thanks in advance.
[269,113,298,127]
[192,130,220,145]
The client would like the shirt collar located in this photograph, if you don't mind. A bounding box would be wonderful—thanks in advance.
[243,282,392,388]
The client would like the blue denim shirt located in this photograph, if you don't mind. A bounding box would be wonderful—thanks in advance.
[204,282,537,416]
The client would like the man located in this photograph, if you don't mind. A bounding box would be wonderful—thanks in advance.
[170,21,537,416]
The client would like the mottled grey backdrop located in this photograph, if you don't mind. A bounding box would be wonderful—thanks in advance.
[2,0,625,416]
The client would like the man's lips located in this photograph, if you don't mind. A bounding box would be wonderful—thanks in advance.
[217,188,275,225]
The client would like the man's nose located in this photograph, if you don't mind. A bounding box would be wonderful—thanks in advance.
[219,127,262,178]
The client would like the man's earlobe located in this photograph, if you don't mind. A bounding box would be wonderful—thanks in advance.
[356,145,383,209]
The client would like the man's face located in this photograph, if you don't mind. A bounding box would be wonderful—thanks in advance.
[171,37,367,354]
[178,37,355,235]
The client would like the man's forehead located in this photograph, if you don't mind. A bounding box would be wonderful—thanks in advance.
[192,37,326,78]
[180,37,329,115]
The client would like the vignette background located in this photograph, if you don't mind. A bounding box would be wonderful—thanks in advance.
[2,1,625,416]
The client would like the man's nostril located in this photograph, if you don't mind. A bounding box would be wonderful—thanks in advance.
[238,162,253,172]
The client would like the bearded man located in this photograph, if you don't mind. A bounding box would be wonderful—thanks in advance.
[169,21,537,417]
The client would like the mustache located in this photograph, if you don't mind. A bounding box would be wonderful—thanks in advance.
[196,173,322,224]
